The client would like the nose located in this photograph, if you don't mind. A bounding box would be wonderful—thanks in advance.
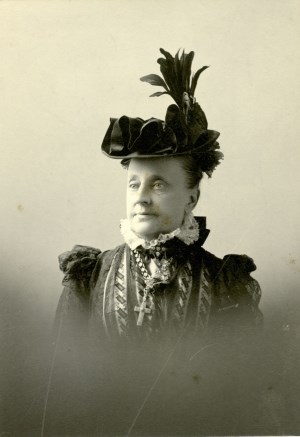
[135,184,152,205]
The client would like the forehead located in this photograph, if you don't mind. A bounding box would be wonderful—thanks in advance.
[127,157,185,179]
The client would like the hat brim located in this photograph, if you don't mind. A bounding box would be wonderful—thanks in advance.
[101,129,220,159]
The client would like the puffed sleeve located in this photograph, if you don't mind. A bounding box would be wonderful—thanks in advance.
[59,245,101,294]
[54,245,101,337]
[212,254,263,332]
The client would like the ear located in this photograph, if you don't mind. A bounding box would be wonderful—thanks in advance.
[186,187,200,213]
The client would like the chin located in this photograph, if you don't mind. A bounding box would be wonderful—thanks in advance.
[130,220,159,240]
[132,225,158,240]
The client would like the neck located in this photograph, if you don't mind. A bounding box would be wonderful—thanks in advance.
[135,231,171,241]
[120,213,200,250]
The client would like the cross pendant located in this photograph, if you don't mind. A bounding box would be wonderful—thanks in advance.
[134,301,151,326]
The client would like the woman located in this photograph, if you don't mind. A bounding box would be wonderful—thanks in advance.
[56,48,262,342]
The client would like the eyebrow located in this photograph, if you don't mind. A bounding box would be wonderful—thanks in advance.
[128,174,169,183]
[128,175,139,182]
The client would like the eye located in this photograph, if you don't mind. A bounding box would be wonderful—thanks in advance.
[128,182,139,190]
[153,181,165,190]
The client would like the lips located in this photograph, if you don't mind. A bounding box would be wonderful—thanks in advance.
[134,211,157,216]
[134,211,157,220]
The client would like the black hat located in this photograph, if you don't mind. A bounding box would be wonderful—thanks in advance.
[101,48,223,177]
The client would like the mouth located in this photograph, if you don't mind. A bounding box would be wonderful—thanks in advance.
[134,212,157,219]
[134,211,156,216]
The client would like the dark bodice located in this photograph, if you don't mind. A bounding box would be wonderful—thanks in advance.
[56,237,262,341]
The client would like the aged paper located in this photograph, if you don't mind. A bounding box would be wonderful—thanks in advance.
[1,0,300,435]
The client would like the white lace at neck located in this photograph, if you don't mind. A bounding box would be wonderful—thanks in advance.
[120,213,199,250]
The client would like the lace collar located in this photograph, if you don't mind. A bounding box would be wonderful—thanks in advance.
[120,213,199,250]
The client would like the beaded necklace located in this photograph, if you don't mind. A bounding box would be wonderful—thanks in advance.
[132,247,174,326]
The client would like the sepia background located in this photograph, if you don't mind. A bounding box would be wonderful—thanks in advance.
[1,0,300,435]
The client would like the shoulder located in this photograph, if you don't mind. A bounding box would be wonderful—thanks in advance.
[58,243,126,293]
[217,253,261,303]
[201,249,262,323]
[202,249,259,283]
[201,249,256,274]
[59,245,102,287]
[55,244,126,338]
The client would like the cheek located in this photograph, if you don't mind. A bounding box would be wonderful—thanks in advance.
[162,194,187,214]
[160,215,174,226]
[126,190,134,208]
[159,197,186,223]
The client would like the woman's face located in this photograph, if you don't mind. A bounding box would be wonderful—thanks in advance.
[126,157,199,240]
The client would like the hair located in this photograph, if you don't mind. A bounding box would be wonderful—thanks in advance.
[177,155,203,189]
[121,155,203,189]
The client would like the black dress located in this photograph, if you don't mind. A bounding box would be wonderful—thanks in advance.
[55,217,262,342]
